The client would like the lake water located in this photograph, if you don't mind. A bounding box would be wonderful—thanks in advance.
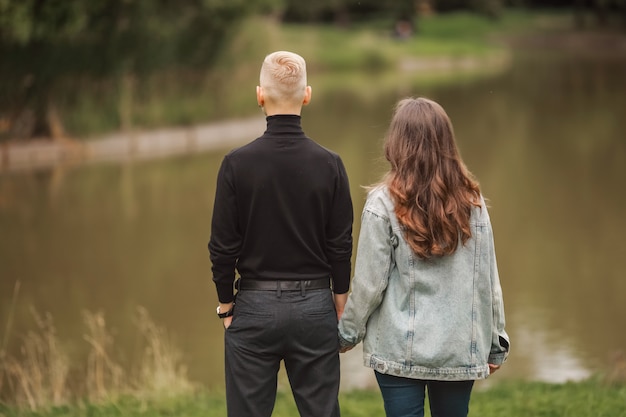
[1,46,625,395]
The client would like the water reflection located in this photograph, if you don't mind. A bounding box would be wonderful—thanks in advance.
[444,51,626,384]
[1,50,625,393]
[507,308,592,383]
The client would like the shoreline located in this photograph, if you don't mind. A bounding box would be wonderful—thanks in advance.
[0,116,265,174]
[3,31,624,175]
[0,57,506,175]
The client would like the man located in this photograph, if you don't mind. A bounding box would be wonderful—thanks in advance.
[208,51,353,417]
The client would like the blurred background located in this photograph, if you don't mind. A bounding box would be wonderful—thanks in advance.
[1,0,625,406]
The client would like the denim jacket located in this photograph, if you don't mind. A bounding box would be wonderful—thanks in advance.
[338,186,510,381]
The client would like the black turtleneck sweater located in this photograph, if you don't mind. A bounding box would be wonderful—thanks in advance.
[209,115,353,303]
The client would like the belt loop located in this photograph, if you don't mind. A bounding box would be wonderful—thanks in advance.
[300,281,306,297]
[276,281,282,298]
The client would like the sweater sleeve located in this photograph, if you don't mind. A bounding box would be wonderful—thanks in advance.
[208,155,240,303]
[325,155,353,294]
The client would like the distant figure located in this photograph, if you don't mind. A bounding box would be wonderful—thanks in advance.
[338,97,510,417]
[208,51,353,417]
[393,18,414,40]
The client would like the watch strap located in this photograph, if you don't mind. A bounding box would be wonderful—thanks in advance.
[217,305,234,318]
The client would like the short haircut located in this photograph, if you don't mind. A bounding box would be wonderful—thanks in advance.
[260,51,308,106]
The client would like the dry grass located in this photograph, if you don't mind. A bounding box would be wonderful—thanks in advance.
[1,309,69,410]
[0,306,195,410]
[133,306,195,400]
[82,310,126,402]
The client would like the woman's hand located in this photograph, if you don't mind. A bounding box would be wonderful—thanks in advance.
[489,364,501,374]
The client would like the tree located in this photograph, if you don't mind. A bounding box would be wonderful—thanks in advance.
[0,0,253,141]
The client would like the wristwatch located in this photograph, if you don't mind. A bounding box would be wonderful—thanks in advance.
[216,305,234,319]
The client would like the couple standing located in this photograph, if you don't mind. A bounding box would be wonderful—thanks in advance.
[208,51,510,417]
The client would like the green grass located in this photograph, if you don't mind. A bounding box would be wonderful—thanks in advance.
[1,378,624,417]
[276,9,557,68]
[471,378,626,416]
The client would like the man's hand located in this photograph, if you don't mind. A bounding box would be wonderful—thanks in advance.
[333,293,348,321]
[219,302,234,329]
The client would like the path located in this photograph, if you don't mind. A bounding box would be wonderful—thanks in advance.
[0,116,266,173]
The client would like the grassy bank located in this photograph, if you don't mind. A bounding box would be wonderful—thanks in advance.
[44,10,565,140]
[2,298,625,415]
[0,378,624,416]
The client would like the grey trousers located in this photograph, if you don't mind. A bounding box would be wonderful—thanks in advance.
[224,287,341,417]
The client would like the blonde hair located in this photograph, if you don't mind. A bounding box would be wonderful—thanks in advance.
[383,97,481,259]
[259,51,308,106]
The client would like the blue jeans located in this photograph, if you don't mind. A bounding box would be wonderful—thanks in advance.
[224,287,340,417]
[375,371,474,417]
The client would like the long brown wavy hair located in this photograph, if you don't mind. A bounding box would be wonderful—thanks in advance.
[382,97,481,259]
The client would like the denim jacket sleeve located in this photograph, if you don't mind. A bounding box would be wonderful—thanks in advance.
[338,203,394,349]
[488,228,511,365]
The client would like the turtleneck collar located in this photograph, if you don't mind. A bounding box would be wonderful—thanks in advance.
[265,114,304,136]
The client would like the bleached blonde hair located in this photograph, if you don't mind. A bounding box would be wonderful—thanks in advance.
[259,51,308,106]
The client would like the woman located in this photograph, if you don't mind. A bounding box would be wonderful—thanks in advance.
[338,97,510,417]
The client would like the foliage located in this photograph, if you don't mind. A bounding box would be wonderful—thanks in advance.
[0,9,533,141]
[0,0,254,71]
[278,0,509,23]
[0,0,257,139]
[0,6,584,142]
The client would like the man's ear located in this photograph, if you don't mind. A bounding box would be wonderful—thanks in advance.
[302,86,312,106]
[256,86,264,107]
